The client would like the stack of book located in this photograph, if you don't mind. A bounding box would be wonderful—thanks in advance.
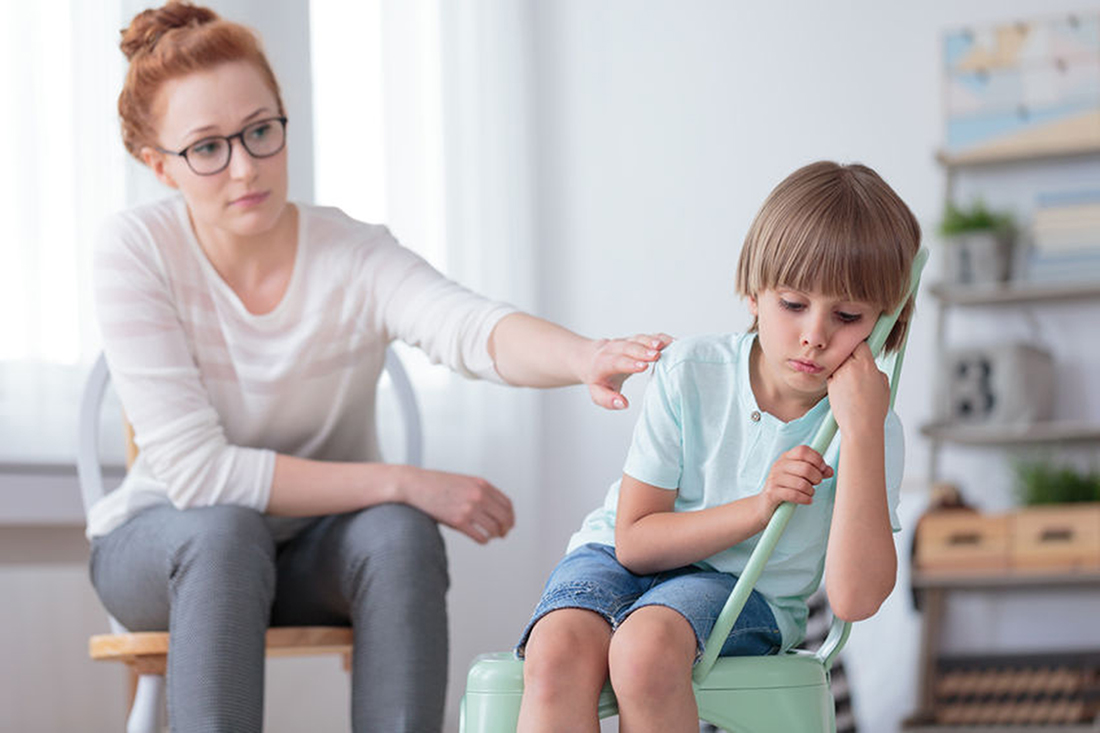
[1025,190,1100,283]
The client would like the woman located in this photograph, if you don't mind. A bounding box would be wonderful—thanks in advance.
[88,3,670,731]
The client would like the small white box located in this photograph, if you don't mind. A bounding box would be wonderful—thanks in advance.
[937,343,1055,424]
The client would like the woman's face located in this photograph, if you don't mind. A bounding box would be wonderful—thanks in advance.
[143,60,288,241]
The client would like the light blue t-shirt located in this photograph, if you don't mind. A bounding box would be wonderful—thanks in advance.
[567,333,904,651]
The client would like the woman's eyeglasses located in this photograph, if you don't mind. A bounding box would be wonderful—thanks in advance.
[156,117,288,176]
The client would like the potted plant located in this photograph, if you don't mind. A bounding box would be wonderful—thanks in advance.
[939,200,1017,285]
[1014,459,1100,506]
[1010,459,1100,571]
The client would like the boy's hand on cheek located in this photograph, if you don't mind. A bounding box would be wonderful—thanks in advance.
[827,342,889,436]
[757,446,834,523]
[585,332,673,410]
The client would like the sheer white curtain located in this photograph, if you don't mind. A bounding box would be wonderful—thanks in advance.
[311,2,544,728]
[0,1,126,464]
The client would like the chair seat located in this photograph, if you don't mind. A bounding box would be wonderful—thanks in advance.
[465,649,828,693]
[461,651,835,733]
[90,626,353,675]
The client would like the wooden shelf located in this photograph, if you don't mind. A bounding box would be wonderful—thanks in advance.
[912,569,1100,591]
[920,421,1100,446]
[937,141,1100,169]
[927,281,1100,307]
[904,724,1100,733]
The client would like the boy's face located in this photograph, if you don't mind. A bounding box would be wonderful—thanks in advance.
[749,287,880,409]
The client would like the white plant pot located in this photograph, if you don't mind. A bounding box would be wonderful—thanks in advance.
[942,230,1014,284]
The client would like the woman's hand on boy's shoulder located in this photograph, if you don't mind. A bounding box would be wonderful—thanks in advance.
[583,332,673,410]
[826,342,889,436]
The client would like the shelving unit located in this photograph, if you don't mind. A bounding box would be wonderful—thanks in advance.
[907,723,1100,732]
[921,421,1100,447]
[924,136,1100,480]
[912,569,1100,591]
[908,568,1100,732]
[905,12,1100,729]
[923,264,1100,480]
[927,281,1100,307]
[936,141,1100,170]
[910,139,1100,730]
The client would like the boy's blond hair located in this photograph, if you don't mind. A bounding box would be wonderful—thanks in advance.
[736,161,921,352]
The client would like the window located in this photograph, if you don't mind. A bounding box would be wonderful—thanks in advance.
[0,1,126,465]
[310,0,448,272]
[310,0,451,388]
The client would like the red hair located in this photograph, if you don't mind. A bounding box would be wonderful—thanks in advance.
[118,1,285,160]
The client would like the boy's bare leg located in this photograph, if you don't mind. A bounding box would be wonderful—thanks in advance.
[609,605,699,733]
[518,609,612,733]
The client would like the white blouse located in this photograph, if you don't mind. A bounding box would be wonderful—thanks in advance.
[88,196,515,539]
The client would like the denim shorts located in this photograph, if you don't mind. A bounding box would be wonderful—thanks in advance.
[516,543,781,662]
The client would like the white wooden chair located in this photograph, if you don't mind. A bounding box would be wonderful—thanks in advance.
[77,349,422,733]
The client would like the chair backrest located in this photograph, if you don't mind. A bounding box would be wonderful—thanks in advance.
[76,348,424,515]
[693,247,929,682]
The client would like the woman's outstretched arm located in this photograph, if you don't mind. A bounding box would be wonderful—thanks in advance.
[488,312,673,410]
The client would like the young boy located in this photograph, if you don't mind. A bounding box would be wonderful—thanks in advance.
[515,161,921,733]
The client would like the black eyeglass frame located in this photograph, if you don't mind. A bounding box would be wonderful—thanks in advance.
[155,116,289,176]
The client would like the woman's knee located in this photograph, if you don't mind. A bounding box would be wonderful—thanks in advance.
[170,505,276,582]
[172,504,271,546]
[350,504,446,570]
[341,503,449,599]
[92,505,277,628]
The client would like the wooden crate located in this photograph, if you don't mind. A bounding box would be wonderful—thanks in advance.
[916,511,1010,574]
[1011,503,1100,571]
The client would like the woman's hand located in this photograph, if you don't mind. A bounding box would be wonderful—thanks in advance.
[583,333,674,410]
[827,342,889,438]
[486,314,672,405]
[755,445,833,524]
[396,467,515,544]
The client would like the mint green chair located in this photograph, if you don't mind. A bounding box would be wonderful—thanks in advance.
[460,249,928,733]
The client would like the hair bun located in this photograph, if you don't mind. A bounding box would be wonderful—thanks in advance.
[120,1,219,61]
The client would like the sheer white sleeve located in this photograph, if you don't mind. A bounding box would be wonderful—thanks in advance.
[92,212,275,511]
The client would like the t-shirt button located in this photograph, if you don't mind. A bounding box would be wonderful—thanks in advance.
[750,410,761,422]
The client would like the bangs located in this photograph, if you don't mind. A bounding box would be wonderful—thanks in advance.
[736,161,922,352]
[740,162,917,313]
[768,205,911,311]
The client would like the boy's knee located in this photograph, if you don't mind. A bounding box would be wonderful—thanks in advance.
[523,611,609,694]
[609,608,695,700]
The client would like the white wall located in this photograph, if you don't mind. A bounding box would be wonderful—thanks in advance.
[6,3,1097,732]
[525,2,1099,731]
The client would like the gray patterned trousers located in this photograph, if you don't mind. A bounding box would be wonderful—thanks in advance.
[90,502,450,732]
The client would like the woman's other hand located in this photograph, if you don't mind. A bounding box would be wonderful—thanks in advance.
[584,333,673,410]
[397,467,515,544]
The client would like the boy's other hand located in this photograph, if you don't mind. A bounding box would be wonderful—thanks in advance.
[826,342,889,437]
[585,333,673,410]
[757,445,834,524]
